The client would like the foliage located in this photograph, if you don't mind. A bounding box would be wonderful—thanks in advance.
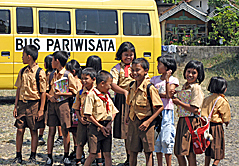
[208,0,229,8]
[208,6,239,46]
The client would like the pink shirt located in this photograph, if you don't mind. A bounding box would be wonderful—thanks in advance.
[150,75,179,110]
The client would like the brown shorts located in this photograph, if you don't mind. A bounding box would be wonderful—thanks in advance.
[205,122,225,159]
[127,117,155,152]
[47,100,71,129]
[88,122,112,154]
[76,121,89,146]
[174,117,202,156]
[14,100,44,131]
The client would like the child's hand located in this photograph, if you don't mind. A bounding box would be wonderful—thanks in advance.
[105,122,112,134]
[139,120,150,131]
[165,69,172,80]
[79,116,89,125]
[225,121,229,127]
[100,126,110,137]
[37,109,44,121]
[13,108,17,118]
[125,115,130,125]
[49,95,57,102]
[172,97,180,105]
[54,89,62,99]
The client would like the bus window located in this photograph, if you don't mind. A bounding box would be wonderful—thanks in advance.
[16,7,33,34]
[0,10,10,34]
[39,11,71,34]
[76,9,117,35]
[123,13,151,36]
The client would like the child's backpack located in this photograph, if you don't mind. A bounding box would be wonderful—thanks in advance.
[185,96,221,154]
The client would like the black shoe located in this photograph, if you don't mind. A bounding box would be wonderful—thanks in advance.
[63,157,72,166]
[11,157,22,165]
[53,137,63,147]
[26,157,37,165]
[38,137,46,146]
[69,150,76,160]
[123,159,129,166]
[44,157,53,166]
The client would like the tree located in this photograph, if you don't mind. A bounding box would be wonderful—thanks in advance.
[208,6,239,46]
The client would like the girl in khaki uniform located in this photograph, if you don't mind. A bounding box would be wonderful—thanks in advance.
[110,42,136,165]
[201,77,231,166]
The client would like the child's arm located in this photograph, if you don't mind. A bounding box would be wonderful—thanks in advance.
[165,70,177,98]
[76,110,89,125]
[111,83,128,97]
[37,92,46,121]
[85,114,109,137]
[13,88,20,118]
[139,105,164,131]
[172,98,199,114]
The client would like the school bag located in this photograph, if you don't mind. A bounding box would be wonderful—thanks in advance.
[21,65,43,93]
[185,96,221,154]
[129,81,162,133]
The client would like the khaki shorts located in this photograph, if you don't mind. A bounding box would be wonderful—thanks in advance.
[88,122,112,154]
[76,121,89,146]
[127,117,155,152]
[47,100,71,129]
[14,100,44,131]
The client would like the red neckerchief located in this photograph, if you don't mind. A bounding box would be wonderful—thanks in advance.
[124,64,130,77]
[93,89,110,114]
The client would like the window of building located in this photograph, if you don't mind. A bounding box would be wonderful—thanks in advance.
[39,11,71,34]
[178,24,196,34]
[17,8,33,34]
[0,10,10,34]
[123,13,151,36]
[197,24,206,34]
[76,9,117,35]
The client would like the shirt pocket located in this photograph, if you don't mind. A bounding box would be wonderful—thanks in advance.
[135,98,148,112]
[28,74,37,91]
[95,99,105,117]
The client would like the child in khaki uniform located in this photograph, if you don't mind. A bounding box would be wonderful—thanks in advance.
[12,45,46,165]
[83,70,119,166]
[126,58,164,166]
[45,51,77,166]
[73,68,97,165]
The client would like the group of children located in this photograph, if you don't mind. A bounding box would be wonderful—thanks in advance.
[12,42,231,166]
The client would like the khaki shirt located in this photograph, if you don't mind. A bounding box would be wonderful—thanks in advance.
[75,77,82,91]
[201,93,231,123]
[110,62,133,90]
[72,86,93,116]
[46,71,51,91]
[126,78,163,121]
[83,88,119,122]
[182,83,204,109]
[15,65,46,101]
[49,68,77,96]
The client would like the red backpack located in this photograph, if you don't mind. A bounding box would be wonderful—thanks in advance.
[185,96,221,154]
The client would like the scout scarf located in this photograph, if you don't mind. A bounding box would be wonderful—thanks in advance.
[93,89,110,114]
[124,64,130,77]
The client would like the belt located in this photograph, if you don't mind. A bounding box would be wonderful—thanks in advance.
[21,100,40,103]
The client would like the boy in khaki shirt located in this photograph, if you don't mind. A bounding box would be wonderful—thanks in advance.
[12,45,46,165]
[126,58,164,166]
[72,68,96,165]
[45,51,77,166]
[83,70,119,166]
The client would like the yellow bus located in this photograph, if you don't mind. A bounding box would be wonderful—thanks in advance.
[0,0,161,89]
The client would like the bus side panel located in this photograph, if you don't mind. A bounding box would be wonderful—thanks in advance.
[0,7,14,89]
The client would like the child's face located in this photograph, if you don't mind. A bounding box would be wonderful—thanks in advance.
[121,50,134,64]
[22,51,29,64]
[81,74,95,90]
[157,61,167,74]
[98,77,113,94]
[185,68,198,84]
[131,63,148,82]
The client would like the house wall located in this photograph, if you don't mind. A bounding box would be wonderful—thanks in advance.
[189,0,209,13]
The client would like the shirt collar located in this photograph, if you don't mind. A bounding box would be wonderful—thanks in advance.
[26,64,39,73]
[56,68,66,75]
[120,62,131,68]
[131,78,148,92]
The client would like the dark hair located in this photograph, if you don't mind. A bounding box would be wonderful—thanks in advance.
[82,67,97,79]
[183,60,205,84]
[132,58,149,70]
[86,55,102,73]
[68,59,82,78]
[157,55,177,74]
[65,61,72,71]
[23,45,38,61]
[44,54,53,72]
[96,70,113,85]
[115,42,136,60]
[52,51,69,67]
[208,76,227,94]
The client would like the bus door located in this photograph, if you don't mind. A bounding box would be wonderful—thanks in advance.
[121,11,154,76]
[0,7,13,89]
[13,7,38,85]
